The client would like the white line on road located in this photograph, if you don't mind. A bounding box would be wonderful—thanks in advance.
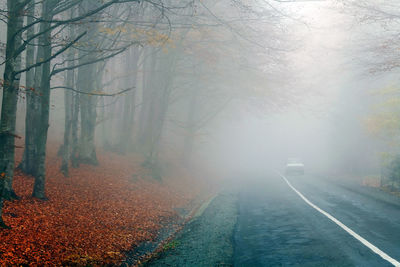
[278,173,400,267]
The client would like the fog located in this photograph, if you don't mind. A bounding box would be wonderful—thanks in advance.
[1,0,397,182]
[192,1,389,178]
[1,0,400,264]
[2,1,395,182]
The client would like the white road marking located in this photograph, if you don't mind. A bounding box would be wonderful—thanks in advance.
[278,173,400,267]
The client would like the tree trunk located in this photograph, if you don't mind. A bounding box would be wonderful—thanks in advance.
[0,0,27,226]
[182,87,199,165]
[60,11,76,176]
[60,70,74,176]
[20,1,45,178]
[71,91,80,168]
[77,63,98,165]
[118,47,140,152]
[137,47,157,153]
[19,1,36,175]
[147,88,169,167]
[99,96,107,148]
[147,50,178,167]
[76,1,100,165]
[32,0,57,200]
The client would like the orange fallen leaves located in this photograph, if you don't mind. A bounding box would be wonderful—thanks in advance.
[0,146,206,266]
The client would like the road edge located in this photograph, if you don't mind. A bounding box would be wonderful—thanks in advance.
[122,192,219,267]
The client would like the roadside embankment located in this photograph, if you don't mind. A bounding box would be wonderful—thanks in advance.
[144,191,238,267]
[316,173,400,208]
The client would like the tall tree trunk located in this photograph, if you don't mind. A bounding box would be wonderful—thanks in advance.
[182,87,199,165]
[137,47,157,153]
[20,1,45,177]
[119,47,140,153]
[119,90,131,154]
[0,0,27,226]
[21,66,41,177]
[60,11,76,176]
[71,91,80,168]
[147,85,170,167]
[32,0,56,199]
[19,1,36,175]
[77,63,98,165]
[61,69,74,176]
[99,96,107,148]
[146,50,178,167]
[76,0,100,165]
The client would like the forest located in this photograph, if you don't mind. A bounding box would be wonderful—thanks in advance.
[0,0,285,264]
[2,0,400,266]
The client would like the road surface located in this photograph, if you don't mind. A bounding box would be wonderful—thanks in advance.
[147,172,400,266]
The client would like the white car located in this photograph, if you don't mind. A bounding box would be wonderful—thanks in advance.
[285,158,304,175]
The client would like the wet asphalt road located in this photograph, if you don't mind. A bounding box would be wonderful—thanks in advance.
[234,173,400,266]
[147,172,400,266]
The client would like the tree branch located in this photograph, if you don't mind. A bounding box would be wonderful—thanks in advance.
[14,31,87,76]
[51,86,135,96]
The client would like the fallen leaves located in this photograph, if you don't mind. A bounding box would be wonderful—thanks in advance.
[0,145,206,266]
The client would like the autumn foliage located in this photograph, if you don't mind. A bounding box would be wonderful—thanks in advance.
[0,145,208,266]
